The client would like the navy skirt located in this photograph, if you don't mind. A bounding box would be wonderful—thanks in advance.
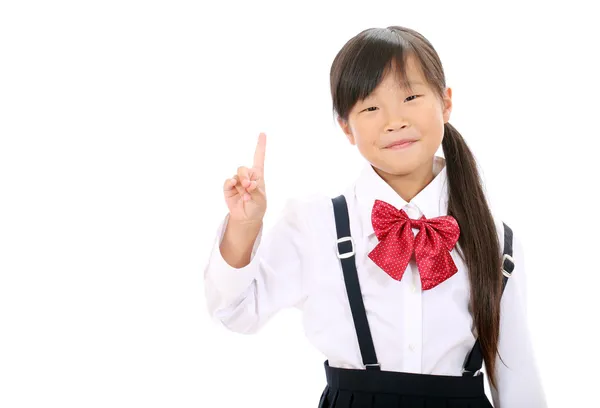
[318,362,493,408]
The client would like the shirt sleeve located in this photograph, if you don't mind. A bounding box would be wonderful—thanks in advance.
[490,230,547,407]
[203,196,312,334]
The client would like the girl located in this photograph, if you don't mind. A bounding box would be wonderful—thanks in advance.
[204,26,546,407]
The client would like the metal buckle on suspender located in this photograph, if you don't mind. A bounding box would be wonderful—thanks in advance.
[336,236,355,259]
[501,254,515,278]
[461,368,482,376]
[365,363,381,368]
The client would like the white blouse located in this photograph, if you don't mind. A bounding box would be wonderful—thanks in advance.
[203,156,546,407]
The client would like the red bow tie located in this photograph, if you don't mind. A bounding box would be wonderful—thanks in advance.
[368,200,461,290]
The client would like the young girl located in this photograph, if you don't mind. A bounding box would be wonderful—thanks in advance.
[204,26,546,407]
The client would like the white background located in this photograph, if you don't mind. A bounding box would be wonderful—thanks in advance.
[1,1,598,407]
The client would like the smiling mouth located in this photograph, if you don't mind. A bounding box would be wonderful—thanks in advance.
[385,140,418,149]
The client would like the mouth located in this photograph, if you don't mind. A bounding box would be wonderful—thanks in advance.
[384,139,419,150]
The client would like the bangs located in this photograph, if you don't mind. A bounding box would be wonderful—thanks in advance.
[330,26,445,121]
[330,28,415,120]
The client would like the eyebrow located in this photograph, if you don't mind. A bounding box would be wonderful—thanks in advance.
[360,80,427,102]
[398,81,425,87]
[362,81,425,99]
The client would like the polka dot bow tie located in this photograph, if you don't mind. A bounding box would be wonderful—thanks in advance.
[368,199,461,290]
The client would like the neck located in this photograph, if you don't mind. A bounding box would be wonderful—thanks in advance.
[373,159,435,202]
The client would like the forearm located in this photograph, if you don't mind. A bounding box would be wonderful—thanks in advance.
[219,219,263,268]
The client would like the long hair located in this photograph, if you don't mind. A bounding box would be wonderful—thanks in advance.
[330,26,504,387]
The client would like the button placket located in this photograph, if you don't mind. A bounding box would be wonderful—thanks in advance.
[402,263,423,373]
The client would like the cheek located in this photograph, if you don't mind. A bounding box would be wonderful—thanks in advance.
[420,105,445,137]
[353,121,380,146]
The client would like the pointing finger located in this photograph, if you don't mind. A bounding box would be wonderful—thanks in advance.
[253,132,266,171]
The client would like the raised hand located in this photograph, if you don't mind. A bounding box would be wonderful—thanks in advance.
[223,132,267,225]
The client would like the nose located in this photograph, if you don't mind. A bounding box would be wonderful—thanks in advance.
[384,106,410,133]
[385,117,409,133]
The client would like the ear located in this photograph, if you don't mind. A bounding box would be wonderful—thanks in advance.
[337,116,356,145]
[442,87,452,123]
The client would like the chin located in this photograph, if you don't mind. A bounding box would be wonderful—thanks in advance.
[379,150,422,171]
[372,160,420,177]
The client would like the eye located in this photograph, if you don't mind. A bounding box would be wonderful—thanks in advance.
[365,106,378,112]
[405,95,420,102]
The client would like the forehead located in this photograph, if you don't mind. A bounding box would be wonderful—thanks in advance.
[378,56,427,92]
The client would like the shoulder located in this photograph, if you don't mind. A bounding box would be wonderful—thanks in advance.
[280,191,353,241]
[489,210,507,251]
[282,192,333,215]
[274,192,334,230]
[488,209,524,265]
[485,190,523,258]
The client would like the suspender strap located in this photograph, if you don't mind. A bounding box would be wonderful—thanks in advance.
[462,222,515,376]
[331,195,381,371]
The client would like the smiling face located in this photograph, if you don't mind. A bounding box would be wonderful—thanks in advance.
[338,54,453,177]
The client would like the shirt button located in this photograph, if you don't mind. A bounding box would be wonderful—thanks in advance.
[405,205,421,219]
[408,344,415,351]
[411,284,417,293]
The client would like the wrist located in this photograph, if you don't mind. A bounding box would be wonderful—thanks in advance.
[224,218,262,244]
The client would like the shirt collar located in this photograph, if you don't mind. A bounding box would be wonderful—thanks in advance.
[353,155,449,238]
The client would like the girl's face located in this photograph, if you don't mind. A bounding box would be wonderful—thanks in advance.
[339,55,452,177]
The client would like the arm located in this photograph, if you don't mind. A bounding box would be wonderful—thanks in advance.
[489,232,547,407]
[203,197,310,334]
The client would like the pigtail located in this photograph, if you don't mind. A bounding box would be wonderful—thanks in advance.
[442,122,503,387]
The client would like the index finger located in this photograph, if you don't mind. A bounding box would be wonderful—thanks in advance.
[253,132,266,170]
